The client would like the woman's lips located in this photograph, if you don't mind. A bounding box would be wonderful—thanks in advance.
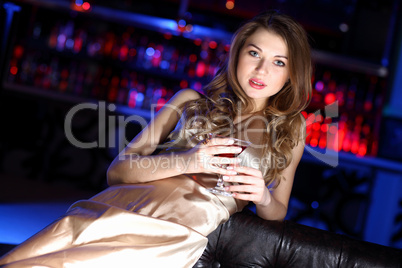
[249,78,266,89]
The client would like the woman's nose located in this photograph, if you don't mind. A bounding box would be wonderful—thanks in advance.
[255,60,268,74]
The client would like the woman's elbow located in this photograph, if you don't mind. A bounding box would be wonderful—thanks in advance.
[106,165,121,186]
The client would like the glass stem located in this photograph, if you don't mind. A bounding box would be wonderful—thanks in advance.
[216,175,224,188]
[216,164,228,188]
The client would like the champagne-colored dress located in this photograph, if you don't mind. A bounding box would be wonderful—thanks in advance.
[0,117,265,268]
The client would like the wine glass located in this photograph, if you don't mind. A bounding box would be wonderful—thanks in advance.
[206,137,251,196]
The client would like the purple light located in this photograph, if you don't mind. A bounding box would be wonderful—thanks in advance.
[315,81,324,91]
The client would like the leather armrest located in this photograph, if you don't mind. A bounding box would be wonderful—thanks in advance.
[194,209,402,267]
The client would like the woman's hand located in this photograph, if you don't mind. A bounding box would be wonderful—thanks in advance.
[181,136,242,176]
[222,166,271,206]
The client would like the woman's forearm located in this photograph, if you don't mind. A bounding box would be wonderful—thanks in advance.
[107,151,192,185]
[255,193,288,221]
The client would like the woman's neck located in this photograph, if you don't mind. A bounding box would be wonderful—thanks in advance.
[233,110,264,125]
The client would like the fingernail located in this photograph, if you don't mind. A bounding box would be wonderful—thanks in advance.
[227,139,235,145]
[222,175,229,181]
[227,166,234,170]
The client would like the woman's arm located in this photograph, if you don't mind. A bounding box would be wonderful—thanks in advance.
[255,140,304,220]
[107,89,243,186]
[107,88,201,185]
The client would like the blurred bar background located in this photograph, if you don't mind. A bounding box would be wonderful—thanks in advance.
[0,0,401,251]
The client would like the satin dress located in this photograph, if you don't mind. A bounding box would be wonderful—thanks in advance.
[0,117,266,268]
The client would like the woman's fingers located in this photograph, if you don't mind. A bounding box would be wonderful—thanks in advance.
[222,167,267,203]
[227,165,262,177]
[201,135,238,146]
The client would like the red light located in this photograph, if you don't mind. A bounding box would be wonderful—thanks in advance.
[9,66,18,75]
[196,62,206,77]
[342,134,351,152]
[310,138,318,147]
[306,113,315,123]
[156,98,166,111]
[128,91,137,108]
[121,78,128,88]
[351,140,359,154]
[161,88,167,97]
[358,140,367,157]
[312,122,320,131]
[73,38,83,53]
[13,45,24,58]
[209,41,217,49]
[329,125,337,134]
[364,100,373,111]
[319,138,326,149]
[108,87,117,102]
[59,81,68,92]
[111,76,120,87]
[119,45,129,61]
[180,80,188,89]
[194,38,202,46]
[362,124,370,135]
[61,69,69,79]
[324,92,336,105]
[163,32,172,40]
[129,48,137,57]
[188,69,195,77]
[189,54,197,63]
[82,2,91,11]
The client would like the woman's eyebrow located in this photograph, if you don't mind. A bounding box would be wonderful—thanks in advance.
[246,44,288,59]
[247,43,262,52]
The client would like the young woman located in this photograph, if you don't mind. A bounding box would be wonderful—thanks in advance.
[0,10,312,267]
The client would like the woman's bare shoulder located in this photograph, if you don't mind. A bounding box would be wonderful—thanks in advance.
[171,88,203,104]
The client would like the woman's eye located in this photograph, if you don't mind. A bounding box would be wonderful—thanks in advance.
[249,51,259,57]
[274,60,285,67]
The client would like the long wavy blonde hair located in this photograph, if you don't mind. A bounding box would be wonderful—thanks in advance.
[172,10,312,186]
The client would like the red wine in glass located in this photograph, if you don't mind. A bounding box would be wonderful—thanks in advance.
[216,145,248,158]
[207,138,251,196]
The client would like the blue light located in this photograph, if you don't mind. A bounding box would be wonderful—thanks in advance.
[66,39,74,49]
[178,19,186,27]
[75,0,83,6]
[311,201,319,209]
[200,50,208,59]
[382,58,389,67]
[136,92,144,102]
[160,60,170,69]
[146,47,155,57]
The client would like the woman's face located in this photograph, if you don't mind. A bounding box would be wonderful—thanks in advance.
[236,27,290,111]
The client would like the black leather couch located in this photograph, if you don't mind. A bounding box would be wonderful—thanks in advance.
[193,209,402,268]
